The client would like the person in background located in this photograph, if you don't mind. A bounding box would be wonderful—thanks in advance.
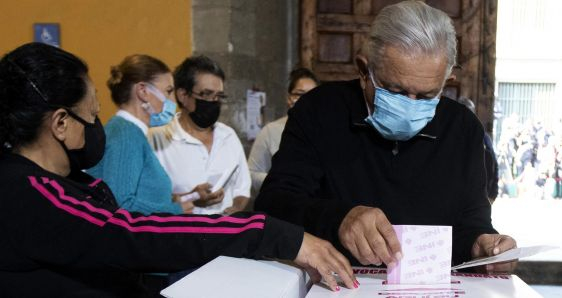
[149,55,249,215]
[0,42,357,296]
[456,96,499,203]
[248,68,319,194]
[88,54,193,214]
[555,136,562,198]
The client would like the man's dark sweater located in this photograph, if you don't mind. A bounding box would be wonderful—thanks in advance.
[255,79,496,266]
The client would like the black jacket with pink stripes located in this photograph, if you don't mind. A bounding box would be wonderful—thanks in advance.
[0,153,303,297]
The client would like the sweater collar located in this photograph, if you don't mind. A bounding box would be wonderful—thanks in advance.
[116,110,148,135]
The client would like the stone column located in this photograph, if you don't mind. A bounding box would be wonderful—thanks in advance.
[192,0,299,152]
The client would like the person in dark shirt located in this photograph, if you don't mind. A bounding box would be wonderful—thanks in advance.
[256,1,516,274]
[456,96,499,203]
[0,43,356,297]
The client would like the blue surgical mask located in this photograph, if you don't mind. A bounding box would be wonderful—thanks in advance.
[364,72,440,141]
[143,84,177,127]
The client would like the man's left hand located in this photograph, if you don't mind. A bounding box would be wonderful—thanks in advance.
[471,234,517,274]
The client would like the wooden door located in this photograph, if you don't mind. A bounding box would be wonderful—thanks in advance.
[300,0,498,132]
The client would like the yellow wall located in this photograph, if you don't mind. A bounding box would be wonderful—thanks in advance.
[1,0,192,123]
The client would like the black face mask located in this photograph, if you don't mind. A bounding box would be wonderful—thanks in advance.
[189,99,221,128]
[60,111,106,172]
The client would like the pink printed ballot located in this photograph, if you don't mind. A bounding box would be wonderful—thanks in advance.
[387,225,452,285]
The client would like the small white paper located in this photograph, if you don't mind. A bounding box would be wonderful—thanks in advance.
[246,89,266,140]
[172,167,236,203]
[209,165,238,193]
[387,225,452,285]
[451,245,559,270]
[207,173,222,190]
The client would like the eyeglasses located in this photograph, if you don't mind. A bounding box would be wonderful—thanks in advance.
[190,90,228,102]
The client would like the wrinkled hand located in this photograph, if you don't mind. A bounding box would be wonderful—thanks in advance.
[191,183,225,207]
[472,234,517,274]
[338,206,402,267]
[294,233,358,292]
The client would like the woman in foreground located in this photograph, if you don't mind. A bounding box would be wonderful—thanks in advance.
[0,42,357,297]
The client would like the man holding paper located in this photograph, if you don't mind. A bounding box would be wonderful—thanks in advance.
[150,56,251,215]
[256,0,517,274]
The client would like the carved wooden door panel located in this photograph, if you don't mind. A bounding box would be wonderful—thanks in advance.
[300,0,497,132]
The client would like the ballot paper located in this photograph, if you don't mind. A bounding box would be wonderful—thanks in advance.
[387,225,452,285]
[172,167,238,203]
[209,165,238,193]
[451,245,559,270]
[387,225,556,285]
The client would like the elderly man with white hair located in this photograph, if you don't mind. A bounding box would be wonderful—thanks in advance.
[256,0,516,273]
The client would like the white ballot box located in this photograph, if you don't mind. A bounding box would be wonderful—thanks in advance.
[306,268,542,298]
[160,256,311,298]
[161,257,542,298]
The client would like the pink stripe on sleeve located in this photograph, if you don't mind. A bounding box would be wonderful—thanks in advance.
[29,176,266,235]
[88,178,102,187]
[108,218,265,234]
[115,209,265,225]
[48,178,266,226]
[47,179,113,218]
[29,177,106,227]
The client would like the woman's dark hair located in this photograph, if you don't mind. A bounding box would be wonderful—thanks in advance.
[288,68,319,93]
[174,55,225,93]
[0,42,89,153]
[107,54,170,105]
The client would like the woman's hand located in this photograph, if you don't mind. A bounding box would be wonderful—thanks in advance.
[294,233,359,292]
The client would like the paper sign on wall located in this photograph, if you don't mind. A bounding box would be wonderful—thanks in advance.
[246,89,266,140]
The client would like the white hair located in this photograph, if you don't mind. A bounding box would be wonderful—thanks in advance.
[362,1,457,76]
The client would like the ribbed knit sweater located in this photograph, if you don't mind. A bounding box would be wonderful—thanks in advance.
[88,116,182,214]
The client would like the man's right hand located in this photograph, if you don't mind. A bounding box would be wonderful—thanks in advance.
[338,206,402,267]
[191,183,225,207]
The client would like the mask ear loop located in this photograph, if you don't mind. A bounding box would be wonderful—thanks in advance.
[365,69,378,115]
[146,83,167,103]
[137,82,157,114]
[368,69,378,90]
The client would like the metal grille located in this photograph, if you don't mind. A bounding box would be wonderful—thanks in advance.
[494,82,559,145]
[496,82,558,124]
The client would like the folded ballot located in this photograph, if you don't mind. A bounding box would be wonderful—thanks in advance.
[451,245,559,270]
[387,225,558,285]
[387,225,452,285]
